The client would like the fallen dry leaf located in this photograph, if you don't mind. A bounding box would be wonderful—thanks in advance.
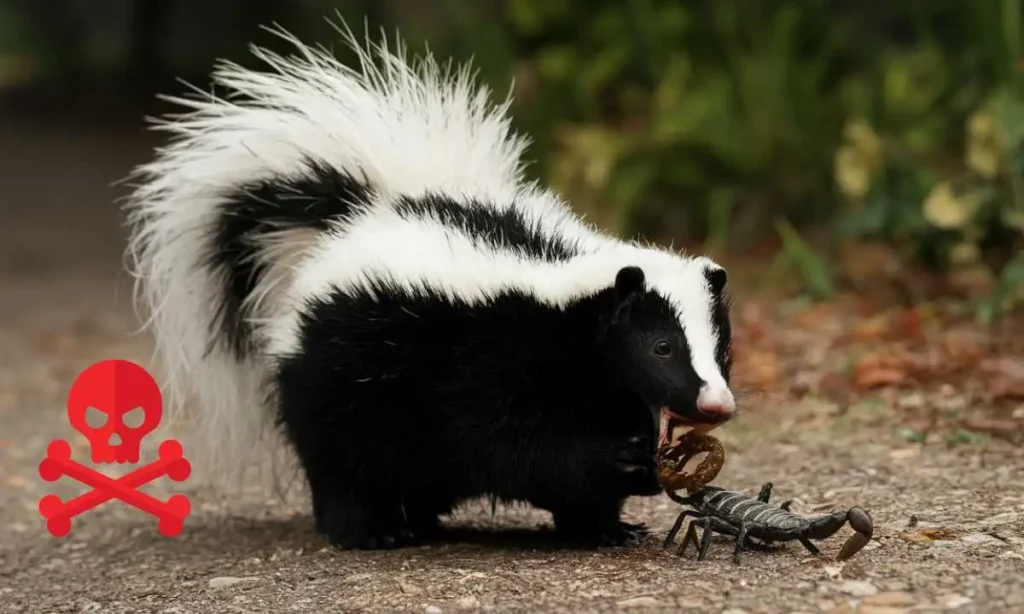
[851,352,919,390]
[892,308,924,338]
[849,315,887,340]
[734,348,780,392]
[898,527,960,543]
[854,366,907,390]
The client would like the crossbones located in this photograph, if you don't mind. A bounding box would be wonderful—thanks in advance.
[38,439,191,537]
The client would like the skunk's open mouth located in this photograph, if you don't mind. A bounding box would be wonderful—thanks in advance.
[657,406,723,449]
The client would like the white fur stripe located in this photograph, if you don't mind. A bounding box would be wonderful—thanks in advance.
[263,203,711,358]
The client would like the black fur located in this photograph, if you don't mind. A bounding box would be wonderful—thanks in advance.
[208,161,371,358]
[704,267,733,382]
[393,193,583,262]
[274,266,717,550]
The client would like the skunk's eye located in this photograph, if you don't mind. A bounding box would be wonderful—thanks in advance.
[653,340,672,358]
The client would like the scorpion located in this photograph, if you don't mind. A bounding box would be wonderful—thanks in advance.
[657,431,874,565]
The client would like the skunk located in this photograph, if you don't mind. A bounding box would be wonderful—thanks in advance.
[122,22,737,549]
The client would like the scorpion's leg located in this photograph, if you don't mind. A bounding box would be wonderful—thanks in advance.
[676,520,701,557]
[663,510,702,549]
[798,537,822,556]
[732,524,752,565]
[779,500,793,511]
[695,517,734,562]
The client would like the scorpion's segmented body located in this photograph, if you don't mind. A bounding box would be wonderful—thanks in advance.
[664,482,874,565]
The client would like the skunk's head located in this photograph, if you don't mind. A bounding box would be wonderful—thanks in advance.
[596,265,735,446]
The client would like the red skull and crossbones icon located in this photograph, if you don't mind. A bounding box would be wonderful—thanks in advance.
[37,359,192,537]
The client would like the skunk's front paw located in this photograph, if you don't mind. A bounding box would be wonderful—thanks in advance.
[612,436,660,496]
[338,528,416,550]
[598,520,650,547]
[551,504,650,548]
[316,496,415,550]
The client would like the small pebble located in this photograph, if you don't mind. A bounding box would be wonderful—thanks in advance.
[617,597,661,608]
[938,594,971,609]
[835,580,878,597]
[858,607,910,614]
[455,596,480,609]
[424,606,442,614]
[864,592,915,607]
[208,576,258,589]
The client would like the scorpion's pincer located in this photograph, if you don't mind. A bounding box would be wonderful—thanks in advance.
[836,507,874,561]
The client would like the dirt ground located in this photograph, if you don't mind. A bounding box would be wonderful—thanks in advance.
[1,113,1023,614]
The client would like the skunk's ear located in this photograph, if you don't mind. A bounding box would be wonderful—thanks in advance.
[614,266,646,302]
[707,267,727,295]
[600,266,645,333]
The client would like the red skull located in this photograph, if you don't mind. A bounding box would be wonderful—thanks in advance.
[67,359,163,464]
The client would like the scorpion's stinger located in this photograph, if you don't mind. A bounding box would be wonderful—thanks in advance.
[836,507,874,561]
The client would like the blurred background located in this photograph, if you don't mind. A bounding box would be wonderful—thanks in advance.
[0,0,1022,442]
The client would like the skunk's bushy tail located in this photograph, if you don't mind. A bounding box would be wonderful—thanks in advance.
[122,20,531,482]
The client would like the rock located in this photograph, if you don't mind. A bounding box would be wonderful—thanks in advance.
[721,609,749,614]
[858,607,911,614]
[938,594,971,609]
[616,597,661,608]
[897,394,925,410]
[208,576,259,589]
[888,447,921,461]
[455,596,480,609]
[959,532,1004,546]
[864,592,915,607]
[424,606,443,614]
[835,580,878,597]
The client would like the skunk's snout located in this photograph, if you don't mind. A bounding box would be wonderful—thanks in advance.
[695,385,736,423]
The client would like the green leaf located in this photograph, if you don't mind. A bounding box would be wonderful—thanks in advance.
[1000,254,1024,289]
[774,218,836,300]
[608,154,658,210]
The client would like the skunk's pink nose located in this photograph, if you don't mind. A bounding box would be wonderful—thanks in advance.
[696,387,736,420]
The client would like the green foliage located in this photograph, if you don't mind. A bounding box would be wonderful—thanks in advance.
[495,0,851,245]
[773,218,836,300]
[492,0,1024,317]
[3,0,1023,316]
[831,1,1024,321]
